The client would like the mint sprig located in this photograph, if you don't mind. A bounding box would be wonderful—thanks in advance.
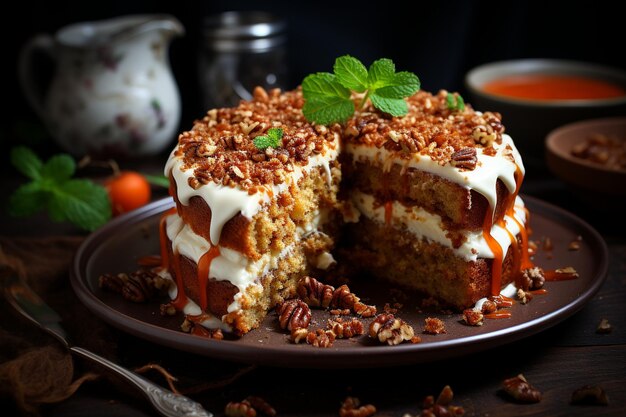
[302,55,420,125]
[446,92,465,112]
[8,147,111,231]
[253,127,283,151]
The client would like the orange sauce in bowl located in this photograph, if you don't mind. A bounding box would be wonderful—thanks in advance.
[482,75,626,101]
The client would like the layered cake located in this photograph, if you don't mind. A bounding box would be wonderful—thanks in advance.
[161,87,532,334]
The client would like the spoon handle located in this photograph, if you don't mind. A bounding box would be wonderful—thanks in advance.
[71,346,212,417]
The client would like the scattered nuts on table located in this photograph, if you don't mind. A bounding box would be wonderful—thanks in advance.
[502,374,542,403]
[571,385,609,406]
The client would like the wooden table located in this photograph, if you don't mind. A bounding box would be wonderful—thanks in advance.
[1,159,624,417]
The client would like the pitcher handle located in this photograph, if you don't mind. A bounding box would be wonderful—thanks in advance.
[18,34,55,118]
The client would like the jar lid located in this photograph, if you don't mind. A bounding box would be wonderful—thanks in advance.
[203,11,286,51]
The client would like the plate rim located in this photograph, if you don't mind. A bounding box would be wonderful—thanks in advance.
[71,195,609,368]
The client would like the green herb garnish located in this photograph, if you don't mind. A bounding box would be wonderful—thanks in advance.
[446,92,465,112]
[302,55,420,125]
[8,146,111,231]
[253,127,283,150]
[143,173,170,188]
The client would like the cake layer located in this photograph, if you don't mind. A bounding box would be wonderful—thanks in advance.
[346,217,519,309]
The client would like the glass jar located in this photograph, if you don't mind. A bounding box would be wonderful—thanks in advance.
[199,11,288,110]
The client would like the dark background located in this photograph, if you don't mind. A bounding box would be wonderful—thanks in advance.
[2,0,625,167]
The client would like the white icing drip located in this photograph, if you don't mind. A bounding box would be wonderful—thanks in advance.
[164,136,340,245]
[345,134,524,213]
[351,191,527,262]
[315,251,336,270]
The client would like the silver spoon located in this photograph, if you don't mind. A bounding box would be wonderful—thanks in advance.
[3,274,212,417]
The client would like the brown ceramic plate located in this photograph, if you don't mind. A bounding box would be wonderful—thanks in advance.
[71,196,608,368]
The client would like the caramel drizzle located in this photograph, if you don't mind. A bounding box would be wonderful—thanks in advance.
[197,246,220,311]
[544,269,578,281]
[485,311,512,319]
[384,201,393,226]
[483,165,530,296]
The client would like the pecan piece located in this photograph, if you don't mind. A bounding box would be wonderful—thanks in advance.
[520,267,545,290]
[502,374,542,403]
[369,314,415,345]
[568,235,582,251]
[306,329,335,348]
[353,301,377,318]
[420,386,465,416]
[339,396,376,417]
[517,288,533,305]
[462,309,484,326]
[276,299,311,331]
[327,317,364,339]
[596,318,612,334]
[331,284,360,310]
[290,327,309,344]
[571,385,609,405]
[296,276,334,308]
[424,317,446,334]
[225,400,256,417]
[451,147,477,170]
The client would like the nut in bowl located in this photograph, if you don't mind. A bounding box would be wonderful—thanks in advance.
[546,117,626,209]
[465,59,626,170]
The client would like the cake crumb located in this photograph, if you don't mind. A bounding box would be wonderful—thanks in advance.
[424,317,446,334]
[568,235,582,251]
[596,318,612,334]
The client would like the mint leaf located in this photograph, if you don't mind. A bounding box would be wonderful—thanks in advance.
[49,179,111,231]
[301,55,421,124]
[253,127,284,150]
[302,72,354,125]
[367,58,396,88]
[446,92,465,112]
[333,55,368,93]
[302,73,351,101]
[41,154,75,182]
[8,182,48,217]
[369,95,408,117]
[374,72,421,99]
[11,146,43,180]
[303,96,354,125]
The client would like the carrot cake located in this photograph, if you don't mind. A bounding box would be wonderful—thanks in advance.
[161,87,532,334]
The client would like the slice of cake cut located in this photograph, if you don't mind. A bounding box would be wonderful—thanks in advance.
[341,90,532,310]
[161,88,342,335]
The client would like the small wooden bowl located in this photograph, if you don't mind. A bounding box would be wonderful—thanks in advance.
[546,117,626,204]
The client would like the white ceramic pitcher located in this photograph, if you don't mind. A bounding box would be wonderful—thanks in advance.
[19,14,184,157]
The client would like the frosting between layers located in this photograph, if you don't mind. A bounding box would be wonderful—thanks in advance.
[351,190,527,262]
[165,134,340,245]
[345,133,524,213]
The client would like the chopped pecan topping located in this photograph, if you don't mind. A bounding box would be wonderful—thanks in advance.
[245,396,277,417]
[502,374,542,403]
[520,267,545,291]
[180,317,224,339]
[276,299,311,331]
[327,317,365,338]
[596,318,612,334]
[571,385,609,405]
[451,147,477,170]
[339,397,376,417]
[306,329,336,348]
[296,276,334,308]
[424,317,446,334]
[225,400,256,417]
[554,266,579,279]
[462,309,484,326]
[369,314,415,345]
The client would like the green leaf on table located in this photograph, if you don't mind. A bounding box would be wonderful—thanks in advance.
[11,146,43,180]
[8,182,48,217]
[49,179,111,231]
[143,173,170,188]
[8,146,112,231]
